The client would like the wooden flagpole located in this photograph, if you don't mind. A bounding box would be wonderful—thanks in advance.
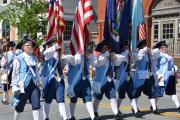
[109,20,114,79]
[5,33,9,103]
[56,1,64,80]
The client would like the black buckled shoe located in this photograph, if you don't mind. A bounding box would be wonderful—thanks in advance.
[134,111,143,118]
[153,109,161,115]
[93,116,101,120]
[69,117,76,120]
[150,105,159,111]
[115,111,124,120]
[118,111,124,118]
[150,105,161,114]
[177,106,180,113]
[2,100,9,105]
[150,106,153,111]
[94,112,99,117]
[94,112,101,120]
[45,118,49,120]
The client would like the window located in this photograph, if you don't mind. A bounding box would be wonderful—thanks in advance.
[162,23,174,39]
[2,20,10,38]
[64,20,73,41]
[178,22,180,38]
[3,0,7,4]
[153,24,159,40]
[17,0,25,3]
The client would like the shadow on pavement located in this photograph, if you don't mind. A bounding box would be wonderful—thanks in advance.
[158,108,179,112]
[79,115,115,120]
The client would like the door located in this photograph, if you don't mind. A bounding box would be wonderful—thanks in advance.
[160,21,175,55]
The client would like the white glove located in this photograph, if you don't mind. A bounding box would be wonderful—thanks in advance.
[148,72,153,77]
[54,43,60,50]
[157,74,163,80]
[19,81,25,93]
[157,74,165,86]
[126,76,130,81]
[159,80,165,86]
[107,76,112,82]
[53,52,59,60]
[12,86,20,94]
[104,51,110,57]
[74,53,81,64]
[39,45,44,53]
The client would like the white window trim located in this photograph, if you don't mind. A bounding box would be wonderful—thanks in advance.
[153,23,159,41]
[0,0,10,6]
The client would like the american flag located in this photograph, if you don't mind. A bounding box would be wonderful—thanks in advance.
[47,0,64,43]
[70,0,94,55]
[138,23,146,41]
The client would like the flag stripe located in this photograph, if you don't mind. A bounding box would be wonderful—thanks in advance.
[139,23,146,41]
[70,0,94,55]
[47,0,65,43]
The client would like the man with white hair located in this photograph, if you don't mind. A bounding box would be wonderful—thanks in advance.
[11,35,41,120]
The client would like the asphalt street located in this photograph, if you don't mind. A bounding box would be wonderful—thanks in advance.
[0,82,180,120]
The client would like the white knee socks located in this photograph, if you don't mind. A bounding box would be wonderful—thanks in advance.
[110,98,118,115]
[14,111,20,120]
[150,98,156,111]
[171,95,180,108]
[58,103,68,120]
[43,102,50,119]
[2,92,6,101]
[32,110,40,120]
[131,99,138,113]
[69,102,76,118]
[86,102,95,120]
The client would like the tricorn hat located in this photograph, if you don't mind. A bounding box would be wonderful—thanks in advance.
[95,39,109,52]
[2,41,16,51]
[42,35,57,47]
[16,35,36,49]
[154,40,168,49]
[137,40,147,49]
[8,41,16,47]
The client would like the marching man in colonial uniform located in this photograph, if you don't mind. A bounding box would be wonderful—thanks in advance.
[141,43,161,114]
[1,41,16,104]
[66,47,99,120]
[41,37,68,120]
[92,40,125,120]
[154,40,180,113]
[131,40,160,116]
[11,36,41,120]
[114,41,138,117]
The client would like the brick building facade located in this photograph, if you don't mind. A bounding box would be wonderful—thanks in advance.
[1,0,180,57]
[97,0,180,57]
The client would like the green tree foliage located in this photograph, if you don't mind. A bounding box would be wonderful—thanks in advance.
[0,0,48,40]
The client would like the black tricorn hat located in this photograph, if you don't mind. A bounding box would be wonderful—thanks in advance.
[8,41,16,47]
[2,41,15,51]
[95,39,109,52]
[154,40,168,49]
[137,40,147,49]
[16,35,36,49]
[42,35,57,47]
